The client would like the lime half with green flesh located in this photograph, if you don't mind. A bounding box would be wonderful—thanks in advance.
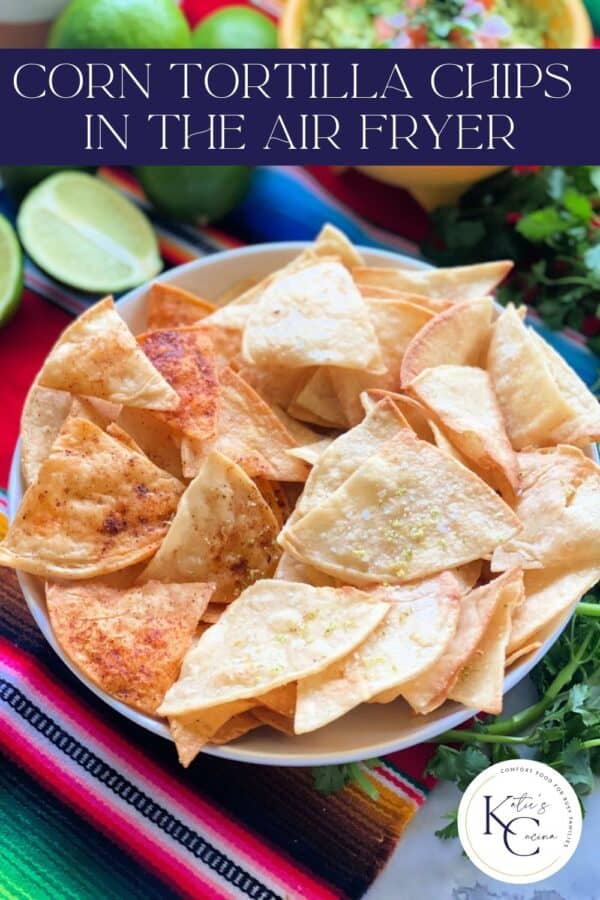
[17,172,162,293]
[0,215,24,326]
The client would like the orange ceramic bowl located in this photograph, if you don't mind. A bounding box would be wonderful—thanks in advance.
[279,0,593,209]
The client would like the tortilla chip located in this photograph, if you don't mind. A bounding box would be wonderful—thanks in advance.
[193,322,242,371]
[508,565,600,654]
[530,331,600,447]
[216,278,258,306]
[287,439,335,467]
[428,419,472,468]
[359,391,436,442]
[255,477,292,528]
[492,447,600,572]
[288,368,349,429]
[294,398,410,520]
[274,551,337,587]
[147,282,215,330]
[487,305,575,449]
[329,299,433,425]
[68,396,122,425]
[269,405,322,445]
[46,580,212,714]
[260,682,297,718]
[252,707,295,735]
[170,698,255,766]
[105,422,145,454]
[400,296,493,386]
[505,643,541,668]
[37,297,179,411]
[0,417,184,579]
[113,407,184,480]
[281,429,520,587]
[137,327,219,444]
[448,571,523,715]
[210,711,261,744]
[181,368,309,482]
[351,260,511,307]
[21,385,74,486]
[235,364,308,410]
[140,451,280,603]
[295,571,462,733]
[242,260,385,374]
[453,560,483,592]
[201,603,226,624]
[158,580,390,716]
[400,569,523,715]
[408,365,519,501]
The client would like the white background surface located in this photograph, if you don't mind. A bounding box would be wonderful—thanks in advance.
[368,680,600,900]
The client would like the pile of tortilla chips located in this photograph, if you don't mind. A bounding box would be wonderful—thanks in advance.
[3,224,600,767]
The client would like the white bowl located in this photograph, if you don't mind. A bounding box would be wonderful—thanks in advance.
[8,242,593,766]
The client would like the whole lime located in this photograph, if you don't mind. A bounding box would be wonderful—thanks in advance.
[0,166,93,202]
[192,6,277,48]
[135,166,252,224]
[49,0,191,49]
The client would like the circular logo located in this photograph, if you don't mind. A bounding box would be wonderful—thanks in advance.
[457,760,582,884]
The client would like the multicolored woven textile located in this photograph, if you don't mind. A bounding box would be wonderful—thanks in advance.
[1,165,599,899]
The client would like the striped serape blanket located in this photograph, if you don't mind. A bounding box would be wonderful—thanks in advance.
[0,165,598,899]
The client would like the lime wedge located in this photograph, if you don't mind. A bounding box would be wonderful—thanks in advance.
[17,172,162,293]
[0,214,24,326]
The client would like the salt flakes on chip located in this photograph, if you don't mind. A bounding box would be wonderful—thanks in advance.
[282,429,520,586]
[295,571,461,733]
[242,260,386,374]
[37,296,179,410]
[47,580,212,715]
[158,579,389,717]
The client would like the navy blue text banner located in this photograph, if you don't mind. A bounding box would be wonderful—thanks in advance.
[0,49,597,165]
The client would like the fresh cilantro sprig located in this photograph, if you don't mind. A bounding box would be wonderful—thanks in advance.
[426,594,600,837]
[312,758,382,801]
[421,166,600,354]
[312,594,600,833]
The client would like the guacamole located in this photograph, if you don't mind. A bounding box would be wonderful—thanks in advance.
[303,0,548,49]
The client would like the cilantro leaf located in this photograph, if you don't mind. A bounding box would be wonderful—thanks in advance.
[426,745,489,791]
[435,809,459,840]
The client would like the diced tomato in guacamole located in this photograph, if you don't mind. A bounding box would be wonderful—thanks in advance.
[303,0,547,49]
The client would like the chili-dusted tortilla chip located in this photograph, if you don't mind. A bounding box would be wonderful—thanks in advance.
[400,296,493,386]
[408,365,519,501]
[529,331,600,448]
[288,368,349,428]
[37,297,179,410]
[329,298,433,425]
[293,398,409,521]
[274,551,337,587]
[0,417,184,579]
[137,327,219,444]
[487,305,575,449]
[508,565,600,654]
[147,282,215,329]
[295,571,462,733]
[282,429,520,586]
[183,367,308,481]
[158,580,390,716]
[492,447,600,572]
[140,451,280,603]
[113,407,183,480]
[399,568,523,714]
[46,580,212,715]
[352,260,512,308]
[242,260,385,374]
[448,570,523,715]
[359,391,436,442]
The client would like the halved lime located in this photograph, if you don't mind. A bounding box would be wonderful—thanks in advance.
[0,215,24,326]
[17,172,162,293]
